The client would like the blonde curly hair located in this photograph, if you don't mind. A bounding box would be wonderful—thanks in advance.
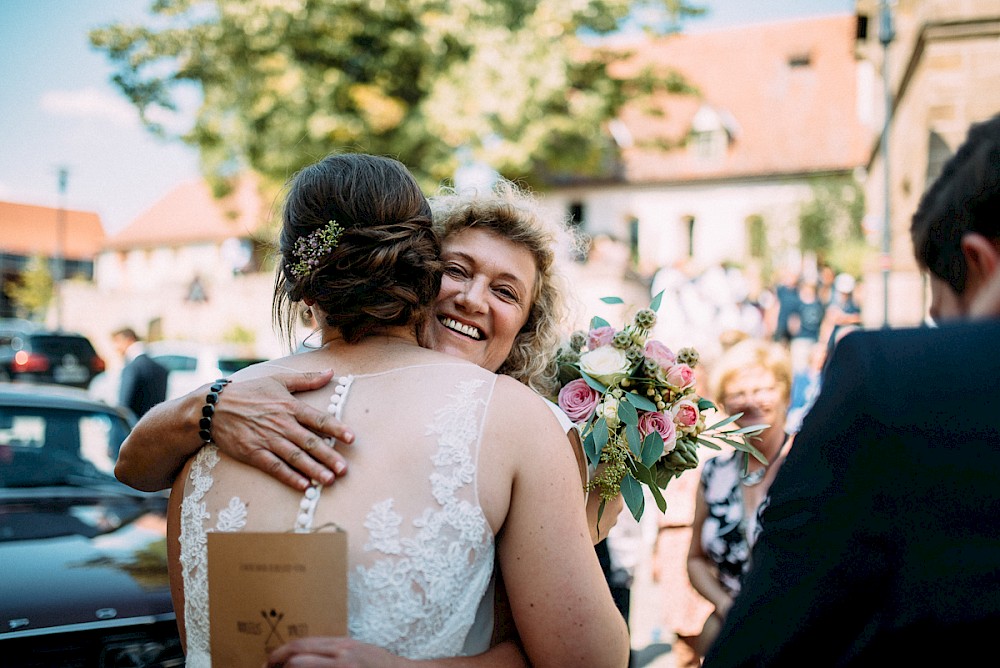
[431,179,582,397]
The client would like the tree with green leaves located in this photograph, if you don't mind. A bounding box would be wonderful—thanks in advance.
[797,175,869,275]
[91,0,702,194]
[4,256,54,320]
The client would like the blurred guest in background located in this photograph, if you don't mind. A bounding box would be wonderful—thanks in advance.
[687,339,793,660]
[111,327,168,420]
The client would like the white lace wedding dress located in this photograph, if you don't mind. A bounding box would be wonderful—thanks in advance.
[177,362,499,667]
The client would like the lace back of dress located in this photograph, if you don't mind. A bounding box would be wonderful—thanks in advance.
[178,363,497,665]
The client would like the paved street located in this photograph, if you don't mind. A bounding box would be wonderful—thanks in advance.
[628,549,676,668]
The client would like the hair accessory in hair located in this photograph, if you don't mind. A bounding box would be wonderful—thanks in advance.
[291,220,345,279]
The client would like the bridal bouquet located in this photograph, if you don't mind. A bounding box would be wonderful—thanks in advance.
[554,292,766,521]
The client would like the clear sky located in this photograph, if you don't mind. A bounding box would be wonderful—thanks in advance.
[0,0,855,235]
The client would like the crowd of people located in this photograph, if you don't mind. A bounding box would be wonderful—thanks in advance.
[110,113,1000,667]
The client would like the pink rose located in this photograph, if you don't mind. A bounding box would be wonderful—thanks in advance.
[587,326,616,350]
[671,399,700,428]
[557,378,600,422]
[638,411,677,449]
[665,363,696,389]
[644,340,676,369]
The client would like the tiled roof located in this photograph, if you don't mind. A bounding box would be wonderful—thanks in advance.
[607,14,871,183]
[0,201,106,260]
[105,175,270,250]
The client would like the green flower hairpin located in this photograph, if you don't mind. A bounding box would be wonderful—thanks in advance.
[290,220,344,279]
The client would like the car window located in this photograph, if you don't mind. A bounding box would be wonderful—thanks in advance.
[0,407,128,487]
[29,335,97,357]
[150,353,199,372]
[218,357,268,374]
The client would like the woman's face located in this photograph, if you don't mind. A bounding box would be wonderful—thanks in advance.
[721,366,786,431]
[423,227,537,372]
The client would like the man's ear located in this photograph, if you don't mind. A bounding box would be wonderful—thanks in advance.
[960,232,1000,302]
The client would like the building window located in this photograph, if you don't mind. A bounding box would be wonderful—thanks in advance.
[568,202,585,228]
[746,214,767,259]
[684,216,696,258]
[689,105,735,161]
[788,52,812,68]
[856,14,869,41]
[926,131,952,191]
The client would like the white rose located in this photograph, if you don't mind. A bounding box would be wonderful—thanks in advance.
[579,346,631,386]
[601,397,620,428]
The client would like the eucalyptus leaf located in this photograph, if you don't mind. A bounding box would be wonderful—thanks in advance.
[621,474,644,521]
[641,431,664,467]
[583,429,600,466]
[594,417,609,452]
[649,290,664,312]
[698,398,716,411]
[618,399,639,426]
[626,424,642,457]
[590,316,611,330]
[580,371,609,394]
[649,478,666,512]
[626,391,657,412]
[600,296,625,304]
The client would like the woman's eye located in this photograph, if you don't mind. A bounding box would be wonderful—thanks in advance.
[495,286,519,302]
[444,264,468,278]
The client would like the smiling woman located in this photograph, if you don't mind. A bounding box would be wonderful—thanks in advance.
[428,180,578,398]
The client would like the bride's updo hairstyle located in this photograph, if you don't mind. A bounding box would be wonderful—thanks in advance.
[273,153,442,345]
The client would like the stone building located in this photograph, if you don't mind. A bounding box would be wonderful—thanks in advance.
[855,0,1000,326]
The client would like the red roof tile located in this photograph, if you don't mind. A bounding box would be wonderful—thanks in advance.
[609,14,870,182]
[0,201,106,260]
[106,175,270,250]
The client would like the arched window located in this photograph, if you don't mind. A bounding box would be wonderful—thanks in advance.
[926,131,952,191]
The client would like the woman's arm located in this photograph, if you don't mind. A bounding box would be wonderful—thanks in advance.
[494,384,630,668]
[115,370,353,492]
[687,485,733,617]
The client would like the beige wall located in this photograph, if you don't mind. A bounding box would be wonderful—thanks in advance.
[859,0,1000,326]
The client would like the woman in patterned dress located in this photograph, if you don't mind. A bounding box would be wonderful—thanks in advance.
[687,338,793,661]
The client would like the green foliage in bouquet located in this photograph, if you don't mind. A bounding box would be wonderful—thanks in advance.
[554,292,767,521]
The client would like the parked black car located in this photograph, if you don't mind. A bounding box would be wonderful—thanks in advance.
[0,326,106,389]
[0,383,183,667]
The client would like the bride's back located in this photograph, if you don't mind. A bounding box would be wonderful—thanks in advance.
[175,345,507,661]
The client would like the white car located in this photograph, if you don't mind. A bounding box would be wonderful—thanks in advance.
[88,341,267,406]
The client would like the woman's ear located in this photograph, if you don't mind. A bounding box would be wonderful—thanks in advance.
[960,232,1000,305]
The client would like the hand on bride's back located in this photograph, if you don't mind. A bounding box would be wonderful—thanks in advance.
[266,636,405,668]
[211,370,355,491]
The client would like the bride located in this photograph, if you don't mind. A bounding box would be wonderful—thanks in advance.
[167,152,629,667]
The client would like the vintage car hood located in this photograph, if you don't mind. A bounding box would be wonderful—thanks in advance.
[0,488,174,637]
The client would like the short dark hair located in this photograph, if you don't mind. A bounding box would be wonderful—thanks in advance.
[273,153,442,345]
[911,114,1000,294]
[112,327,140,342]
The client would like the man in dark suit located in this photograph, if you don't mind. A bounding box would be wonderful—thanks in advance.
[112,327,168,420]
[705,114,1000,667]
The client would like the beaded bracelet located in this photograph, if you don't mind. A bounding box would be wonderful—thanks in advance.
[198,378,232,445]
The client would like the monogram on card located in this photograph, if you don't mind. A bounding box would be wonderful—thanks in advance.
[207,529,348,667]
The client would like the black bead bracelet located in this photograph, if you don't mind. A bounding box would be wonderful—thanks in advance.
[198,378,232,445]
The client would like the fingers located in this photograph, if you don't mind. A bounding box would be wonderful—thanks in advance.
[278,368,336,393]
[266,637,352,668]
[210,375,353,490]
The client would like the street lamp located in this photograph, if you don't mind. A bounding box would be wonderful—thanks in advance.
[879,0,895,327]
[54,167,69,330]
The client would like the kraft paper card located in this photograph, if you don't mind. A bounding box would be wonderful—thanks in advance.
[207,529,348,667]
